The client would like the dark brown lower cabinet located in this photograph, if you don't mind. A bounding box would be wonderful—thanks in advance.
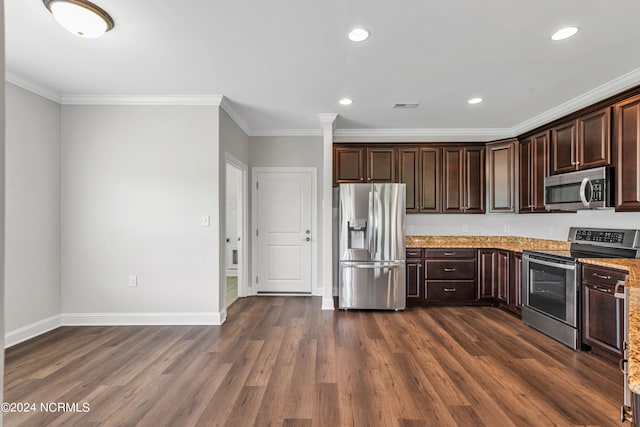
[581,264,626,363]
[478,249,508,303]
[425,249,477,302]
[507,252,522,315]
[406,249,423,300]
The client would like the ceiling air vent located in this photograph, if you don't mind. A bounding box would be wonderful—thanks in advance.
[393,103,419,109]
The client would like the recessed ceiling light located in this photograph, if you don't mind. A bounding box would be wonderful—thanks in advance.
[393,103,419,109]
[467,97,483,104]
[348,28,370,42]
[339,98,353,106]
[551,26,579,41]
[43,0,114,38]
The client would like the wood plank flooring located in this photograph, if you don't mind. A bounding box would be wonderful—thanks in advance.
[4,297,623,426]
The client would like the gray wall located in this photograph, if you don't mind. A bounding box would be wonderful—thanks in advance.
[61,105,224,322]
[5,83,61,342]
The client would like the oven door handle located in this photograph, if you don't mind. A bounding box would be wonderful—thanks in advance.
[523,254,576,270]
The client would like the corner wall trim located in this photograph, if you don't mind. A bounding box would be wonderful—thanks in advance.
[5,314,62,348]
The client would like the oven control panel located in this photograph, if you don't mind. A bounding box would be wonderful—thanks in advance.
[574,229,625,244]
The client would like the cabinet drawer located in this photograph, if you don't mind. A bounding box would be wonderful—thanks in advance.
[406,248,423,259]
[425,249,476,259]
[427,259,476,280]
[583,264,627,287]
[426,281,476,300]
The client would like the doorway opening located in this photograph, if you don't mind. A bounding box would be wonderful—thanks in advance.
[225,157,247,308]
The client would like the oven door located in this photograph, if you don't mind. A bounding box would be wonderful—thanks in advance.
[522,254,578,327]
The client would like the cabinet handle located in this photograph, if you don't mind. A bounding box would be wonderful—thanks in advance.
[592,285,612,294]
[443,288,456,292]
[443,252,456,256]
[443,267,456,272]
[592,273,612,280]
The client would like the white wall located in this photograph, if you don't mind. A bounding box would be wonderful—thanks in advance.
[249,135,324,294]
[407,209,640,240]
[61,105,223,323]
[5,83,61,343]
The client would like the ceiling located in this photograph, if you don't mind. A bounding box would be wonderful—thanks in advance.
[6,0,640,140]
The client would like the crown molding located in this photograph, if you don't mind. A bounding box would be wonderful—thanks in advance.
[219,96,252,136]
[60,94,224,106]
[333,128,513,143]
[512,67,640,136]
[6,71,61,103]
[318,113,338,124]
[250,129,322,137]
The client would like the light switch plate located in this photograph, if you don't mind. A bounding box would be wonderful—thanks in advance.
[128,275,138,287]
[201,215,210,227]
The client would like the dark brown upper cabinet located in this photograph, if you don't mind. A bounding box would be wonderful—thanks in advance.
[333,145,397,185]
[333,146,366,184]
[442,146,485,213]
[399,148,419,212]
[550,107,611,175]
[367,147,397,182]
[614,94,640,211]
[419,147,441,213]
[519,131,549,213]
[487,139,517,213]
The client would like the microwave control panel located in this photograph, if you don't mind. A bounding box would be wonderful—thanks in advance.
[590,179,604,201]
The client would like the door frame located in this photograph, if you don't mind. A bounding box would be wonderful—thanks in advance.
[225,154,248,300]
[251,167,318,296]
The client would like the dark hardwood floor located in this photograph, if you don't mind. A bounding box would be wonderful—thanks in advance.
[4,297,623,426]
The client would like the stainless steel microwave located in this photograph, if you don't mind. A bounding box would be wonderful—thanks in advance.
[544,166,613,210]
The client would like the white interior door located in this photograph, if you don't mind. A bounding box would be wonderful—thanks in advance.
[256,170,313,293]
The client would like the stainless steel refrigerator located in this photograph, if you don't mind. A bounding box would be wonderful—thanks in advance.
[338,183,406,310]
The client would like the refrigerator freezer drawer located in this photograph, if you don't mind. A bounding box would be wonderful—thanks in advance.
[339,261,406,310]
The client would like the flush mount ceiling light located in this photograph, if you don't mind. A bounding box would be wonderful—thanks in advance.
[551,26,579,41]
[339,98,353,106]
[348,28,370,42]
[43,0,114,38]
[467,97,484,104]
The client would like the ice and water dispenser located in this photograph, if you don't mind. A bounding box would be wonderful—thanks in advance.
[347,219,368,250]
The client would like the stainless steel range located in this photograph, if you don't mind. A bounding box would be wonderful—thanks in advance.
[522,227,640,350]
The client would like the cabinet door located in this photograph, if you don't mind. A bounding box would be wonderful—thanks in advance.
[488,140,516,213]
[582,283,623,359]
[464,146,485,213]
[406,259,423,300]
[615,95,640,211]
[550,120,577,175]
[367,147,397,182]
[399,148,419,212]
[495,251,509,303]
[478,250,495,299]
[419,147,441,213]
[334,146,365,184]
[518,138,533,212]
[508,252,522,314]
[531,132,550,212]
[578,108,611,170]
[442,147,464,212]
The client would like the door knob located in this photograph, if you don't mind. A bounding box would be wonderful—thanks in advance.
[306,230,311,234]
[306,237,311,241]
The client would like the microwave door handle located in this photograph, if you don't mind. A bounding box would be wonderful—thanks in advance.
[579,177,591,207]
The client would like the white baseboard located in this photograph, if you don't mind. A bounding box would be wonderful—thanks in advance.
[5,314,62,348]
[322,296,335,310]
[5,311,227,348]
[61,311,227,326]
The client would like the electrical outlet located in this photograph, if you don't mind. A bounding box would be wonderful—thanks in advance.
[128,275,138,287]
[462,224,469,233]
